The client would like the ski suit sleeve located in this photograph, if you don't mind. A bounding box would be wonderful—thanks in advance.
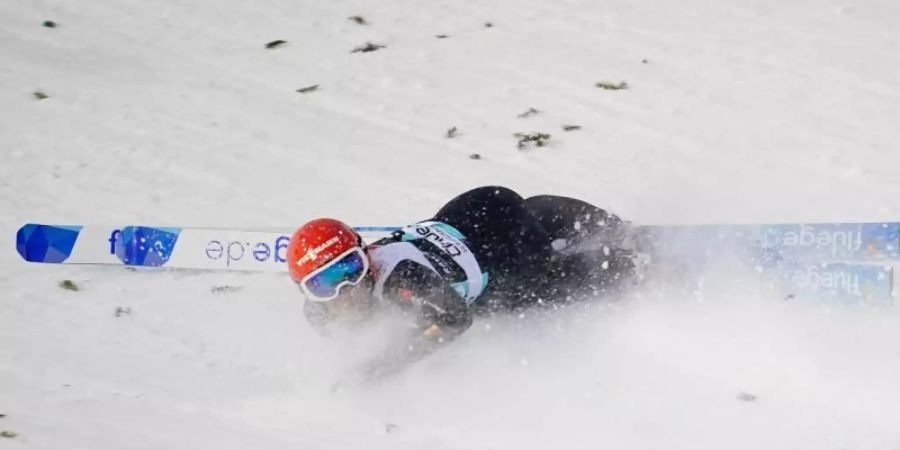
[382,259,473,339]
[356,259,473,382]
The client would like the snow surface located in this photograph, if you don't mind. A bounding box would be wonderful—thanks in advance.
[3,1,900,448]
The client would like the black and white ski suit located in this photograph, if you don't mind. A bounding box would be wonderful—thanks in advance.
[305,186,635,345]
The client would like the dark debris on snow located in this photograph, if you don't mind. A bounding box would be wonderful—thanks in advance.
[351,42,385,53]
[517,107,539,118]
[296,84,319,94]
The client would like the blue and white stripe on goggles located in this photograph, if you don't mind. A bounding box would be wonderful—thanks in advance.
[299,247,369,301]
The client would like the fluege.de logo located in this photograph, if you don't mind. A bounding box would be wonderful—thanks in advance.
[758,223,899,260]
[108,227,289,268]
[762,226,862,257]
[204,235,290,267]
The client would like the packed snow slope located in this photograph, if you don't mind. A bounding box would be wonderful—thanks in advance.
[2,1,900,449]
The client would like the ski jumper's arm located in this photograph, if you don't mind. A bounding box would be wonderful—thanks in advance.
[383,259,473,337]
[358,259,473,380]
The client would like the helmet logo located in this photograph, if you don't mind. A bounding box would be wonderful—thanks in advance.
[297,236,340,266]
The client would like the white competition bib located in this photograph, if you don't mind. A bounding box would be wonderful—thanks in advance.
[399,221,487,303]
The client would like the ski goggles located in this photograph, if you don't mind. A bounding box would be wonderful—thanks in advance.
[298,247,370,302]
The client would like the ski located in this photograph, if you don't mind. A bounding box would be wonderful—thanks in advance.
[19,222,900,268]
[16,222,899,302]
[16,223,391,272]
[638,222,899,263]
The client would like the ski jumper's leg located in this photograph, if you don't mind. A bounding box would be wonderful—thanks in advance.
[524,195,635,300]
[432,186,553,309]
[523,195,621,249]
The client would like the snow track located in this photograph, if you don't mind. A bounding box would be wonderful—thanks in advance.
[2,1,900,448]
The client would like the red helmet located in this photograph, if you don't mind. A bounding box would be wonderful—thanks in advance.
[287,218,369,301]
